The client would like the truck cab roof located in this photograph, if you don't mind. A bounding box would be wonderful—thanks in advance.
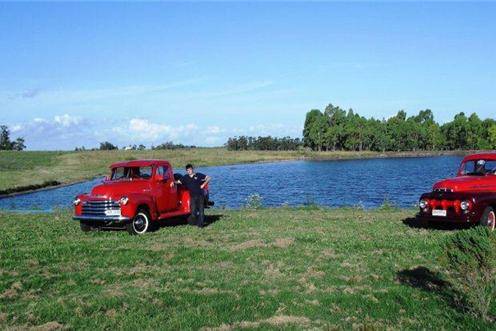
[462,153,496,163]
[109,159,171,168]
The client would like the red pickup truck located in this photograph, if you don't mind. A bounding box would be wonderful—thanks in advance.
[73,160,212,235]
[417,153,496,230]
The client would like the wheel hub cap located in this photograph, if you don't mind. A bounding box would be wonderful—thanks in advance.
[133,216,146,232]
[488,212,495,231]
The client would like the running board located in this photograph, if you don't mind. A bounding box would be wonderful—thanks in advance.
[157,210,190,220]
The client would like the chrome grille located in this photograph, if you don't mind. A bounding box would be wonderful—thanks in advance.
[82,200,120,217]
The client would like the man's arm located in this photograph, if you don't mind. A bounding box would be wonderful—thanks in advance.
[170,179,182,187]
[200,175,211,189]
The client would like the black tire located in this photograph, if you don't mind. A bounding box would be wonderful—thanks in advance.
[80,221,92,232]
[479,207,496,231]
[126,209,151,235]
[418,219,429,228]
[186,214,197,226]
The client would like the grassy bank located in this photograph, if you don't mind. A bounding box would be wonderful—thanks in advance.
[0,149,468,193]
[0,207,492,329]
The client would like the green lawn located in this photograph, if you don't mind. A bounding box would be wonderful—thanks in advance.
[0,207,492,330]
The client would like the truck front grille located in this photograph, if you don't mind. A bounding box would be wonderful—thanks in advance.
[82,200,120,217]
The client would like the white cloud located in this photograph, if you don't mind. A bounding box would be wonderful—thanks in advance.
[5,112,302,150]
[10,124,22,133]
[54,114,82,127]
[206,126,224,135]
[127,118,199,142]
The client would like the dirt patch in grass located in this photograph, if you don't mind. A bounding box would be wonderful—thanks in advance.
[183,238,215,248]
[230,238,295,251]
[131,278,157,289]
[230,239,266,251]
[103,285,125,298]
[273,237,295,248]
[204,315,311,330]
[1,282,22,299]
[32,321,65,330]
[264,264,283,278]
[105,309,117,319]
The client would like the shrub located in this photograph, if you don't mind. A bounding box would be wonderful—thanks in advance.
[378,198,397,211]
[440,226,496,320]
[244,193,263,209]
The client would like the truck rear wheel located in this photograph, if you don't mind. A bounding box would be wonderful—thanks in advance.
[127,210,150,235]
[479,207,495,231]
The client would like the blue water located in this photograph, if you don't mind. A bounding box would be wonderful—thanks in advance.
[0,156,462,211]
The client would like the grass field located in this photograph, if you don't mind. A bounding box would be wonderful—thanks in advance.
[0,207,492,330]
[0,149,465,194]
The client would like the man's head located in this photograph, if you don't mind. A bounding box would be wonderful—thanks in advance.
[185,163,194,175]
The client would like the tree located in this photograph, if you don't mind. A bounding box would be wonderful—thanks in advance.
[99,141,118,150]
[324,104,347,150]
[467,113,483,149]
[303,109,324,149]
[0,125,26,151]
[0,125,12,150]
[11,138,26,151]
[225,136,302,151]
[303,103,495,152]
[442,112,469,150]
[489,124,496,149]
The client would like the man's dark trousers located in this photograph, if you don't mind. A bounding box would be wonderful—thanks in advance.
[189,195,205,227]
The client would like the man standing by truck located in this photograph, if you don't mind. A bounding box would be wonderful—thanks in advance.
[171,164,211,228]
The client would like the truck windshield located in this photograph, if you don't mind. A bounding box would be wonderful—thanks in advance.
[111,166,153,180]
[460,160,496,176]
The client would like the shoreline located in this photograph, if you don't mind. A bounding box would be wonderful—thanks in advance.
[0,149,473,198]
[0,205,418,214]
[0,178,101,199]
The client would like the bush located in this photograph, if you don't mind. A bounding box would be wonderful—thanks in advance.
[378,198,397,211]
[440,226,496,320]
[244,193,263,209]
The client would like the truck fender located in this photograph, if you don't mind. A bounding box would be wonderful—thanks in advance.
[120,194,158,220]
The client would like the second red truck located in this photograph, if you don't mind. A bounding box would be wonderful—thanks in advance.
[417,153,496,230]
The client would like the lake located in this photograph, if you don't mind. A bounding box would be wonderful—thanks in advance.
[0,156,462,212]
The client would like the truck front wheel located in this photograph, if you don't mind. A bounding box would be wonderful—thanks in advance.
[479,207,495,231]
[80,221,93,232]
[127,210,150,235]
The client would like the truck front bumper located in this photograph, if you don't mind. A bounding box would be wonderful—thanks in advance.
[73,215,132,224]
[415,212,475,224]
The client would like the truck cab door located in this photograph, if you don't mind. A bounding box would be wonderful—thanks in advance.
[155,165,178,212]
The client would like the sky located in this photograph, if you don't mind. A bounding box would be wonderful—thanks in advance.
[0,2,495,150]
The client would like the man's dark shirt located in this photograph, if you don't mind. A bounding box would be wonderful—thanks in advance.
[180,173,206,197]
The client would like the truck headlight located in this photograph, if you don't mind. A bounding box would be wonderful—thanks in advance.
[119,196,129,205]
[73,198,81,206]
[460,200,470,211]
[419,199,428,209]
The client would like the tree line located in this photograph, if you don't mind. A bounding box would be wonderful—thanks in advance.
[74,141,197,151]
[303,104,496,152]
[0,125,26,151]
[226,136,303,151]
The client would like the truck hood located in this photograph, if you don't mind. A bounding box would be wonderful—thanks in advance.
[433,175,496,192]
[89,180,151,200]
